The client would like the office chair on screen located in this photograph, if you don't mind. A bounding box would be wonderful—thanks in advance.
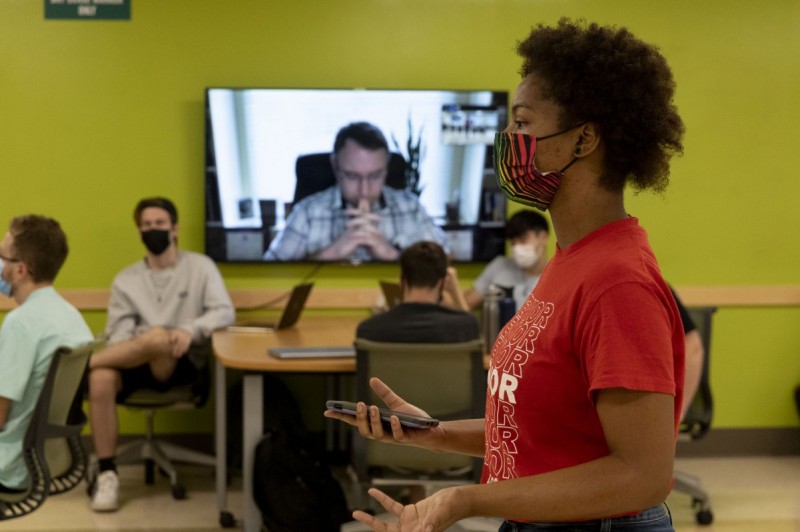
[674,306,717,526]
[293,152,408,205]
[350,338,485,510]
[110,360,215,500]
[0,341,99,520]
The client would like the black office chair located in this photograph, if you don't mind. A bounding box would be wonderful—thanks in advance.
[351,338,485,510]
[103,360,215,500]
[0,341,99,520]
[674,306,717,526]
[293,152,408,205]
[794,385,800,420]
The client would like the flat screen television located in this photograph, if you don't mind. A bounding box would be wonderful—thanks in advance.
[205,87,509,263]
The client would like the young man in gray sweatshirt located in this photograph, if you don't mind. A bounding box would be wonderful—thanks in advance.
[87,197,234,512]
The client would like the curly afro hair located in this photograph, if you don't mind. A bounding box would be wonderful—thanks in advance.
[517,18,685,193]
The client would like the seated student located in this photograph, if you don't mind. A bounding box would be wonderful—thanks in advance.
[671,287,705,421]
[462,209,550,311]
[87,197,234,512]
[265,122,447,263]
[357,241,479,343]
[0,215,93,494]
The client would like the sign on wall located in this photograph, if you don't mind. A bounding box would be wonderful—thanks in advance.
[45,0,130,20]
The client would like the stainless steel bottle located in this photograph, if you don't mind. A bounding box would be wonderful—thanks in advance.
[483,284,505,351]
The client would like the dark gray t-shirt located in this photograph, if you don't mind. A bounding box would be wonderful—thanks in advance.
[356,302,480,343]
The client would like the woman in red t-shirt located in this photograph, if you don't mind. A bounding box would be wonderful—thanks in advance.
[326,18,686,532]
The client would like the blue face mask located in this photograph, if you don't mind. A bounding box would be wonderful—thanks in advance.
[0,260,12,297]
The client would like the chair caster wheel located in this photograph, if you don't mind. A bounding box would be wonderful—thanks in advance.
[695,509,713,525]
[171,484,187,500]
[220,511,236,528]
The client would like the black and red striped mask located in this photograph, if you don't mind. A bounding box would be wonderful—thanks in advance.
[493,129,579,211]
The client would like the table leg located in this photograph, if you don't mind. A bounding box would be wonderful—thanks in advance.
[242,373,264,532]
[215,360,235,527]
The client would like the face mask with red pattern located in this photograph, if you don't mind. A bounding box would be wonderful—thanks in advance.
[493,128,580,211]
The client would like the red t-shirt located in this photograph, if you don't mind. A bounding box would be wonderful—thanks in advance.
[481,217,685,485]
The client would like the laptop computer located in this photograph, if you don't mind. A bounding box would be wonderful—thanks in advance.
[228,283,314,332]
[379,280,402,309]
[268,345,355,359]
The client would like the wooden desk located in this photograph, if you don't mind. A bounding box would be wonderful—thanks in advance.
[213,316,361,372]
[212,315,361,531]
[5,284,799,312]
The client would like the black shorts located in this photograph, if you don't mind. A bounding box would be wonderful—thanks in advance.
[116,355,200,402]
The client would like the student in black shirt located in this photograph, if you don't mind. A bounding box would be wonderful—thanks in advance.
[670,287,705,420]
[357,241,479,343]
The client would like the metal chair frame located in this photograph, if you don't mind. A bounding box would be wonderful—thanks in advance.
[0,341,98,520]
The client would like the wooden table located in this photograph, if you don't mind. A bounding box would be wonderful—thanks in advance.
[212,315,362,531]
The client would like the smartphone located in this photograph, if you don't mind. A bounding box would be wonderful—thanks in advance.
[325,400,439,429]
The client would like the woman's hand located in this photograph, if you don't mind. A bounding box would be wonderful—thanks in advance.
[351,487,466,532]
[324,377,444,448]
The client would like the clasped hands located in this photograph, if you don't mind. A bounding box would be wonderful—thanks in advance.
[324,198,399,261]
[138,326,192,358]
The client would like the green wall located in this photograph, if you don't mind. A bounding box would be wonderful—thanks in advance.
[2,1,799,433]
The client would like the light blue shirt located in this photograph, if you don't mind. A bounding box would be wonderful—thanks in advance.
[0,286,93,489]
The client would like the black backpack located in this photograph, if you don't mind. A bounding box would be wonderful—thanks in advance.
[252,375,351,531]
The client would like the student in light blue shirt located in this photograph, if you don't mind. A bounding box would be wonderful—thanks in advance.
[0,215,93,493]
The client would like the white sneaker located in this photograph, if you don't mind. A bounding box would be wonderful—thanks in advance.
[90,470,119,512]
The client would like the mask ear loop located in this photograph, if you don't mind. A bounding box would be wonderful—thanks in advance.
[538,123,586,173]
[558,157,579,174]
[535,123,586,141]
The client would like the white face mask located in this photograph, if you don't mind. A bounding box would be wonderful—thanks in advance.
[511,243,540,269]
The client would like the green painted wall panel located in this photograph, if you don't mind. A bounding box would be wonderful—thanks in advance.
[1,0,798,433]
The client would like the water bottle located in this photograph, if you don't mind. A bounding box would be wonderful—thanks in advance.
[483,284,505,351]
[498,291,516,330]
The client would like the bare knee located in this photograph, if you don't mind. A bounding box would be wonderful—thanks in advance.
[89,368,121,402]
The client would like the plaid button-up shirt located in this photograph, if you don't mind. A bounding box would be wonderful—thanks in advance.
[265,186,447,262]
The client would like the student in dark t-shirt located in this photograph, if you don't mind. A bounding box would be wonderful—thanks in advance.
[670,287,705,421]
[357,241,480,343]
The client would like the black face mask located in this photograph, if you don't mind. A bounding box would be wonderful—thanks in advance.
[141,229,171,255]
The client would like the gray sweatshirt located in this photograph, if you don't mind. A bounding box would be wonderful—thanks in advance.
[105,250,235,368]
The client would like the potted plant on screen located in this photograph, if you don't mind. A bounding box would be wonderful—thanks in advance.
[392,116,425,197]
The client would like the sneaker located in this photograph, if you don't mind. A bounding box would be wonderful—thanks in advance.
[90,470,119,512]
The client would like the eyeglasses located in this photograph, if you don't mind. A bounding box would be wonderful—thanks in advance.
[0,253,21,263]
[339,171,387,184]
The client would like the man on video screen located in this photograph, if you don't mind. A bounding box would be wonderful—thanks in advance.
[264,122,447,263]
